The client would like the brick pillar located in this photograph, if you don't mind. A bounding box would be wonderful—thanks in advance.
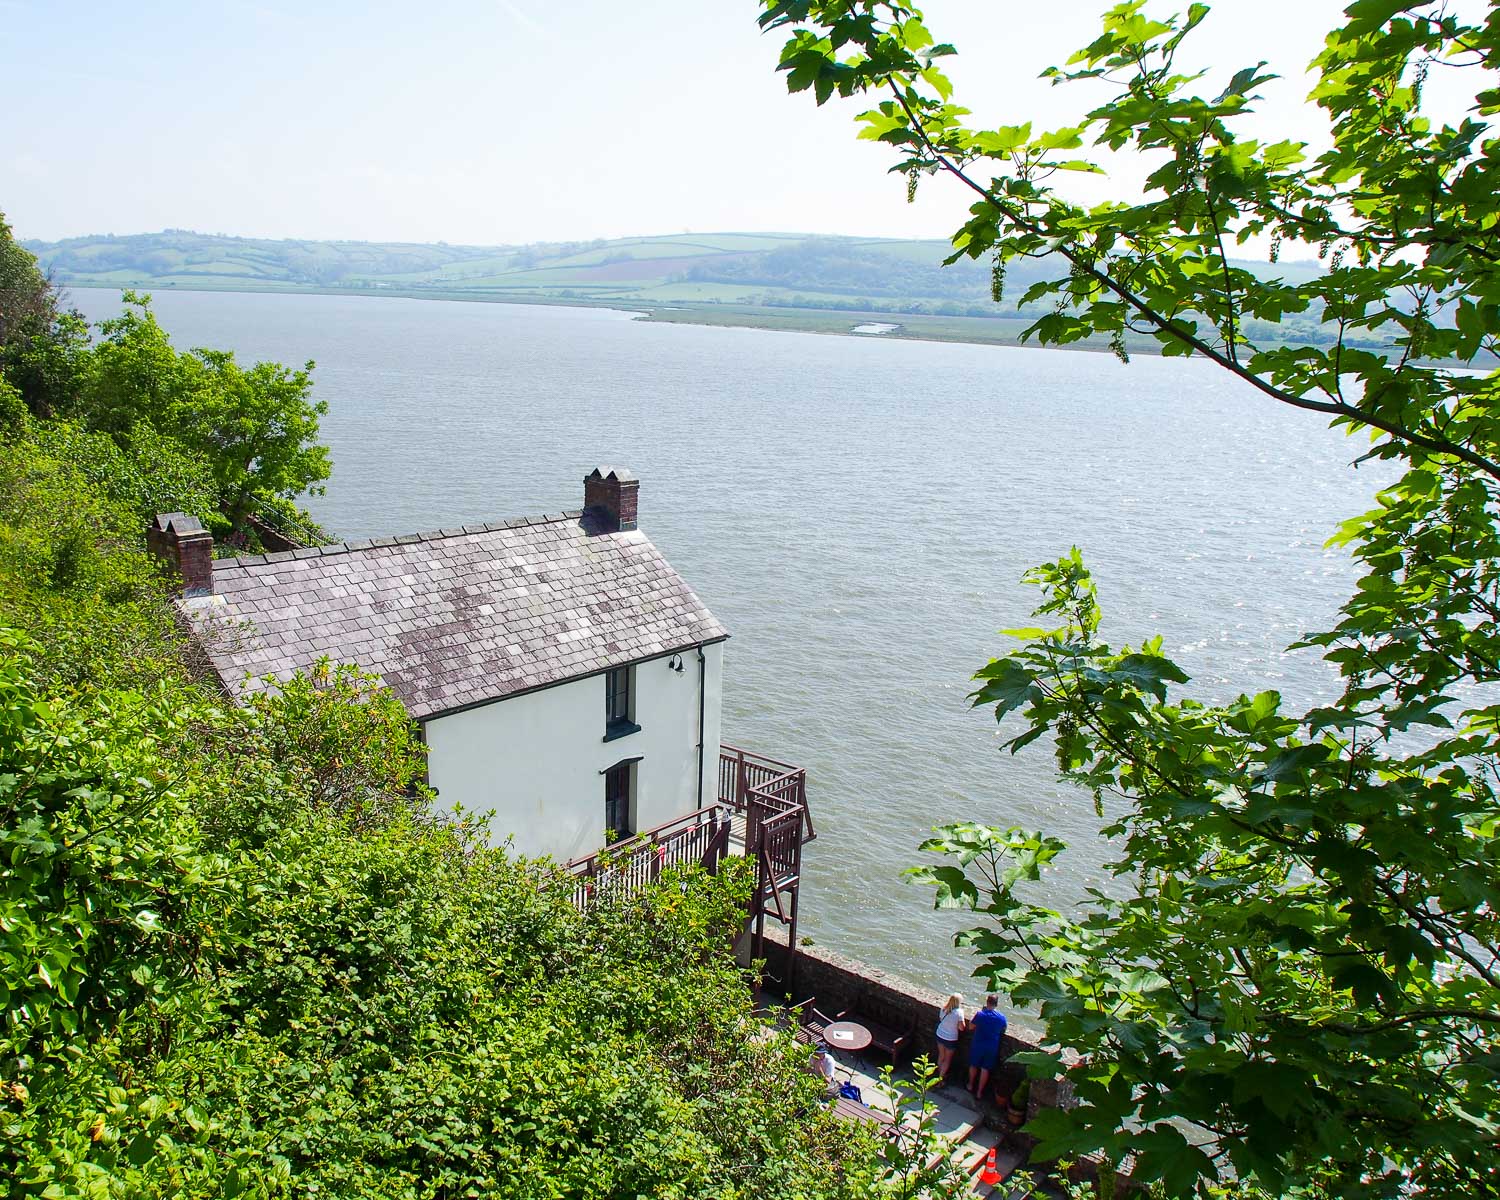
[148,513,215,597]
[583,467,639,533]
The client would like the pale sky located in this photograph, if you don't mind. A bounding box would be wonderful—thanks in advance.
[1,0,1469,247]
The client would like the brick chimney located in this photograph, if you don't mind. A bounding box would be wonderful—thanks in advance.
[148,513,214,596]
[584,468,639,533]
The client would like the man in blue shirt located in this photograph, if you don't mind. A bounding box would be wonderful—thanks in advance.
[966,993,1008,1102]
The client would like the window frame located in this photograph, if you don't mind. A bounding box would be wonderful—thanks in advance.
[603,759,635,841]
[603,664,640,741]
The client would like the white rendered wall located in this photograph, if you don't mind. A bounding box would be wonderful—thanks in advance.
[423,642,725,863]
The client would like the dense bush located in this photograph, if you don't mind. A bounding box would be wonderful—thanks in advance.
[0,412,213,692]
[1,216,330,543]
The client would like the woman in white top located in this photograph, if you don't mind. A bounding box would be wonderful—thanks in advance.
[935,993,966,1081]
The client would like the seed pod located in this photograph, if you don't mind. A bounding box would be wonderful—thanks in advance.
[1413,58,1430,109]
[1069,259,1089,298]
[1410,302,1428,358]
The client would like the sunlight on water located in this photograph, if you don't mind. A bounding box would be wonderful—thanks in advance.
[72,289,1389,994]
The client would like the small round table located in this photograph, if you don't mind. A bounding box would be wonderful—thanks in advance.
[823,1020,873,1052]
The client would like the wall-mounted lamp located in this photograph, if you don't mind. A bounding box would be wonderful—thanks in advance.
[668,653,685,674]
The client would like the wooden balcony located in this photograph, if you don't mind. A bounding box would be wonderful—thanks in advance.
[717,744,816,852]
[563,745,813,989]
[563,805,731,909]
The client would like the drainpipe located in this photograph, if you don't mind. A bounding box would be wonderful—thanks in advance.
[695,646,707,811]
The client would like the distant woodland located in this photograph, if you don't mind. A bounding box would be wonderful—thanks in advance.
[26,229,1340,341]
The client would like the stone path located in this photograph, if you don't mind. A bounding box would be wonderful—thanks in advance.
[827,1051,1031,1195]
[748,993,1045,1195]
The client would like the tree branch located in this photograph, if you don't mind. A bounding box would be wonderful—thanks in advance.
[886,87,1500,482]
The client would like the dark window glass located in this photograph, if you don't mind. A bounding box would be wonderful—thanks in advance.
[605,666,632,728]
[604,761,633,840]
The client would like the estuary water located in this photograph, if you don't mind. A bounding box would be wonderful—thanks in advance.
[71,288,1387,995]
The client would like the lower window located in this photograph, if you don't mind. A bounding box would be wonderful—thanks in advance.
[604,761,634,841]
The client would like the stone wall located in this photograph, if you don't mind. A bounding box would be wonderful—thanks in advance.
[245,513,304,553]
[741,923,1072,1117]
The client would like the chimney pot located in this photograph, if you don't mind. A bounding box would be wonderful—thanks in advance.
[583,467,639,533]
[148,512,215,596]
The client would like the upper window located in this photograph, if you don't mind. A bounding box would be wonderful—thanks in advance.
[604,665,638,740]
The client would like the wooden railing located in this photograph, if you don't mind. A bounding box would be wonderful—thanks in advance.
[756,808,803,915]
[563,746,812,989]
[718,746,813,993]
[718,745,816,846]
[563,805,730,909]
[561,746,812,989]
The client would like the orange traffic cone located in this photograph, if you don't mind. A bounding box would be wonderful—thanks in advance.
[978,1146,1002,1186]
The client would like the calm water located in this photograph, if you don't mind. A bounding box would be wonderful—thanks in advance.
[72,288,1385,995]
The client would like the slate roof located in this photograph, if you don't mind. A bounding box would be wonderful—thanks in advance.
[179,509,729,721]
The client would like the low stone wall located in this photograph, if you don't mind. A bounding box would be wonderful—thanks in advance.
[741,923,1071,1117]
[245,513,304,553]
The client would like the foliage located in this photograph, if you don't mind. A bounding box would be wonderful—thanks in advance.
[0,640,243,1200]
[83,292,330,530]
[0,210,89,419]
[0,377,26,439]
[23,416,219,532]
[0,636,228,1100]
[0,415,211,692]
[911,555,1500,1197]
[0,211,51,348]
[868,1058,972,1200]
[2,214,331,543]
[761,0,1500,1195]
[204,660,434,846]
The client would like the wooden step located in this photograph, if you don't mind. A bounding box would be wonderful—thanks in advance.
[970,1143,1028,1197]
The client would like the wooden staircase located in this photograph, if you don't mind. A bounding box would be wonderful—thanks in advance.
[718,746,814,993]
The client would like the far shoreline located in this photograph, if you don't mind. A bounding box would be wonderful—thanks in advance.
[54,278,1151,358]
[59,278,1421,365]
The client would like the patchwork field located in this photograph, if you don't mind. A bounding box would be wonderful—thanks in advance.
[28,228,1334,352]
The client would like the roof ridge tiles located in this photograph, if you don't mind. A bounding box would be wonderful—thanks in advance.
[215,509,593,571]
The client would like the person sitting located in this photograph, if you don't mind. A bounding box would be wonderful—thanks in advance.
[808,1041,838,1092]
[966,993,1009,1101]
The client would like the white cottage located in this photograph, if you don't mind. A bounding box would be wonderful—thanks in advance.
[154,470,741,864]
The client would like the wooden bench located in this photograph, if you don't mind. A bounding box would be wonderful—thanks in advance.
[794,1005,836,1046]
[832,1093,895,1126]
[836,991,919,1064]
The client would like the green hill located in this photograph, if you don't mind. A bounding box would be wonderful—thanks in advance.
[25,228,1335,351]
[27,228,1326,306]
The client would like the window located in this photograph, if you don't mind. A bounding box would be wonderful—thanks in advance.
[604,665,639,741]
[604,760,634,841]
